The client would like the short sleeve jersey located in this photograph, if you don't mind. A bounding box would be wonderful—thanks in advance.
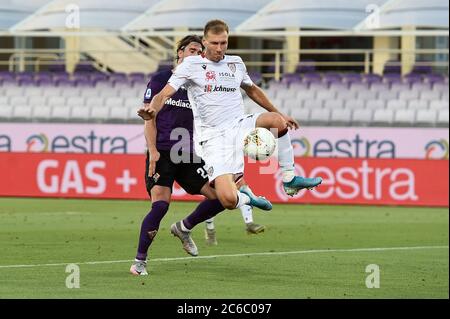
[167,54,254,142]
[143,70,194,152]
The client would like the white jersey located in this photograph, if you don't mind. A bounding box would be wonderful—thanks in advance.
[168,54,254,143]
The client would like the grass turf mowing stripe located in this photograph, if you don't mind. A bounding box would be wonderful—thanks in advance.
[0,245,447,269]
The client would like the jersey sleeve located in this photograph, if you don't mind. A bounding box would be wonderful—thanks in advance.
[168,59,191,91]
[239,58,254,88]
[143,77,165,103]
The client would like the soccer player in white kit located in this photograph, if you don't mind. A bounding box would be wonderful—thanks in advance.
[139,19,322,216]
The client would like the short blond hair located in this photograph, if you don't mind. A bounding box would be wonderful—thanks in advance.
[204,19,229,37]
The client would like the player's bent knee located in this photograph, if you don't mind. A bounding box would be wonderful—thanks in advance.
[257,112,287,137]
[217,193,237,210]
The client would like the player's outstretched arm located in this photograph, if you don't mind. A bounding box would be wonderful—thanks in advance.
[144,118,160,176]
[137,84,177,120]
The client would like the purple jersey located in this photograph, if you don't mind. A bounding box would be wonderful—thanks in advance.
[143,70,194,153]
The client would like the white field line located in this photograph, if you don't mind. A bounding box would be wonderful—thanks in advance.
[0,245,447,269]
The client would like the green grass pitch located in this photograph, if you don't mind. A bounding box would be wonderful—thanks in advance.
[0,197,448,299]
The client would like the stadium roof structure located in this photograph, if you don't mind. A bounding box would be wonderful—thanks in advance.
[236,0,389,31]
[8,0,157,31]
[122,0,273,31]
[354,0,449,30]
[0,0,48,29]
[0,0,448,36]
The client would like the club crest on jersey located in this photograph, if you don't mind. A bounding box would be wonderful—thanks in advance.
[227,63,236,73]
[205,71,216,82]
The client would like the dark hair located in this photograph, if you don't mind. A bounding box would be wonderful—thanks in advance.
[204,19,229,37]
[176,35,204,55]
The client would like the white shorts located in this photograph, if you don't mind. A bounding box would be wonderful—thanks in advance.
[200,113,262,181]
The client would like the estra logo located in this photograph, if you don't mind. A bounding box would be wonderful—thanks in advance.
[425,140,449,159]
[275,160,418,203]
[25,131,128,153]
[291,138,311,157]
[292,134,396,158]
[27,134,49,152]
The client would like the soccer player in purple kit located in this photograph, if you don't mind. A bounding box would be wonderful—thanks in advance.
[130,35,270,276]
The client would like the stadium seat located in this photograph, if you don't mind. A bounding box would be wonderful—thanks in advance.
[352,109,373,126]
[303,99,323,110]
[71,106,91,122]
[5,87,23,97]
[316,91,336,100]
[0,96,9,105]
[408,100,429,110]
[120,88,142,98]
[323,99,344,110]
[436,110,449,127]
[309,108,331,125]
[48,96,66,107]
[336,90,356,100]
[416,109,437,126]
[10,96,28,106]
[86,97,105,108]
[330,108,352,126]
[345,99,364,110]
[284,98,302,109]
[387,99,408,111]
[372,109,394,126]
[357,91,377,101]
[296,90,316,100]
[376,90,398,101]
[390,83,411,92]
[291,108,310,122]
[366,100,385,110]
[51,105,71,121]
[90,106,110,121]
[28,96,47,106]
[429,100,449,111]
[26,87,43,97]
[66,97,85,107]
[370,82,389,91]
[398,91,420,101]
[32,106,52,121]
[276,89,297,100]
[12,105,33,121]
[394,109,416,126]
[61,88,81,98]
[420,90,441,101]
[109,106,129,122]
[104,97,124,107]
[0,105,13,120]
[42,87,61,97]
[124,97,141,108]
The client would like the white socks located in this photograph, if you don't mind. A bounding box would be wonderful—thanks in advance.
[240,205,253,223]
[235,191,251,208]
[180,220,190,232]
[277,133,295,183]
[205,218,215,230]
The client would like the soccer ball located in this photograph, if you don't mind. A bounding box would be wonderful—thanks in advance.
[244,128,276,160]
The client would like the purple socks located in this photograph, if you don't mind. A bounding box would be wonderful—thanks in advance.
[182,199,225,230]
[135,201,169,261]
